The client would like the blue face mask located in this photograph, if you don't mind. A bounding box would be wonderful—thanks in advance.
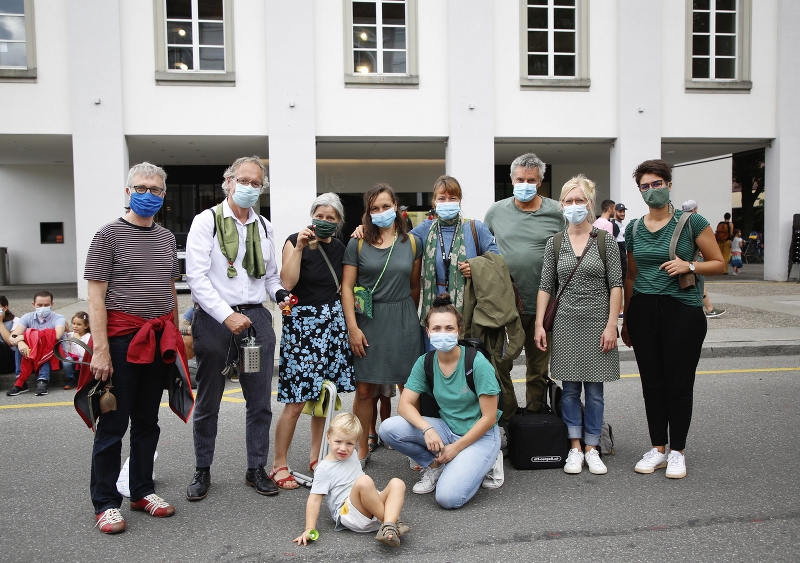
[371,208,397,228]
[429,332,459,353]
[129,191,164,218]
[513,183,537,203]
[436,202,461,221]
[232,183,261,209]
[562,204,588,225]
[35,306,51,320]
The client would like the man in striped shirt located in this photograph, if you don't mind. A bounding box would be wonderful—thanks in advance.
[84,162,181,534]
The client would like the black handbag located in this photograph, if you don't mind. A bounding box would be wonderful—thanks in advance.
[507,379,569,470]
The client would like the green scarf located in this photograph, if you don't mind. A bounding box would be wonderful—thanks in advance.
[420,217,467,324]
[214,203,266,279]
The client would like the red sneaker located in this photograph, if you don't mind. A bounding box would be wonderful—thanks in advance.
[130,494,175,518]
[95,508,126,534]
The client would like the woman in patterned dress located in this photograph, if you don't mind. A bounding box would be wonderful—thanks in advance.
[534,175,622,476]
[271,193,355,489]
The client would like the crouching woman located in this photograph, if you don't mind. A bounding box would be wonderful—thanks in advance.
[378,294,500,509]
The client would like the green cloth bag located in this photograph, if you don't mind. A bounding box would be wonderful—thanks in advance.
[302,381,343,418]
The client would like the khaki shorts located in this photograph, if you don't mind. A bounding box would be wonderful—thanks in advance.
[337,497,381,533]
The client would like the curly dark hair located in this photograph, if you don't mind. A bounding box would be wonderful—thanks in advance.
[632,159,672,187]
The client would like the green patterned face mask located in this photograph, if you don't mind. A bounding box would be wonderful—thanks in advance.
[641,186,671,209]
[312,219,338,239]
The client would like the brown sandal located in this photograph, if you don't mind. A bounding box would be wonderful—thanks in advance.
[309,460,319,473]
[375,521,401,547]
[396,521,410,537]
[267,466,299,490]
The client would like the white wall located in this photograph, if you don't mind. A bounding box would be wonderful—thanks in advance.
[551,164,611,211]
[0,165,76,284]
[671,157,732,235]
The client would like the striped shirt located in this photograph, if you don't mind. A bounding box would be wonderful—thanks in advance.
[84,218,179,319]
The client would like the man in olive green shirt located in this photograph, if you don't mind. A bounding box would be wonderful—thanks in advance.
[484,153,566,414]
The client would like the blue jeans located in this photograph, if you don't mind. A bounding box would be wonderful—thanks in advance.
[62,361,77,383]
[561,381,604,446]
[379,416,500,509]
[13,346,51,380]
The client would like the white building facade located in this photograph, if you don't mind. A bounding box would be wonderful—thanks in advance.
[1,0,798,295]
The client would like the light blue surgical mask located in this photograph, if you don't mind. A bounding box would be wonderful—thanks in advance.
[436,202,461,221]
[562,204,588,225]
[35,306,51,320]
[232,183,261,208]
[429,332,459,353]
[513,183,537,203]
[371,208,397,228]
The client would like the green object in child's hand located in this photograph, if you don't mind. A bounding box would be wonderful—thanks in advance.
[308,529,319,541]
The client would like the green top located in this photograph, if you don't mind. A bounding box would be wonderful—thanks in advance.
[625,210,710,307]
[484,197,566,315]
[405,346,500,436]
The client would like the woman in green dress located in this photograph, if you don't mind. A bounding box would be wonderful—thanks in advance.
[342,184,423,467]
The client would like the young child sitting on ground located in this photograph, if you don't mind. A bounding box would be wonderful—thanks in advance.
[62,311,90,390]
[293,413,409,548]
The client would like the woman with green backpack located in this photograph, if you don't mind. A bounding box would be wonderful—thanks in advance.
[342,184,423,468]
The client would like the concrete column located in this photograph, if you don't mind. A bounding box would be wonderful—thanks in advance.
[764,0,800,281]
[67,0,129,299]
[265,0,318,258]
[445,0,495,220]
[609,0,663,219]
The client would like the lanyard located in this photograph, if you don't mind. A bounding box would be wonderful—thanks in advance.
[437,221,459,291]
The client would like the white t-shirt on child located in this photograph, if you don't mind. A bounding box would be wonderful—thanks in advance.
[310,450,364,531]
[64,332,91,361]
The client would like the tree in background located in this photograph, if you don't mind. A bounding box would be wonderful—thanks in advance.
[732,148,765,239]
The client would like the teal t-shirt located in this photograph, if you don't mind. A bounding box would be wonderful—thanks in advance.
[484,197,566,315]
[405,346,501,436]
[625,210,710,307]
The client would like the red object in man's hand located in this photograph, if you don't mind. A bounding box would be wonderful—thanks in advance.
[281,294,299,316]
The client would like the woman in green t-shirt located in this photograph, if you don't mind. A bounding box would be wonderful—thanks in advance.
[620,159,725,480]
[378,294,501,509]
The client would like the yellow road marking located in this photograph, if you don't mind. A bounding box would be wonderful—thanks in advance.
[3,367,798,411]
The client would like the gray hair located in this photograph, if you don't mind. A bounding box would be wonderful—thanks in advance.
[310,192,345,225]
[510,153,546,182]
[126,162,167,188]
[222,156,269,195]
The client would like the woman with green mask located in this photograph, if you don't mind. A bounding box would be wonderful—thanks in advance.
[270,193,356,490]
[620,159,724,481]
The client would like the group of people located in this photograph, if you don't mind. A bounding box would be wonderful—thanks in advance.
[1,152,725,547]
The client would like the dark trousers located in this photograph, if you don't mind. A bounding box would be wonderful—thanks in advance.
[626,294,706,451]
[618,242,628,283]
[192,306,275,469]
[90,332,168,513]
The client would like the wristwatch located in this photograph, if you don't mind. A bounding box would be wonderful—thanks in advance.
[688,262,696,272]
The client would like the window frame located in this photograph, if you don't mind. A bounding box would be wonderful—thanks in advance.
[153,0,235,86]
[519,0,589,90]
[343,0,419,87]
[0,0,37,82]
[685,0,751,91]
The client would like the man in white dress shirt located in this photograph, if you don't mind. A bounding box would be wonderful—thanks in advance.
[184,156,290,501]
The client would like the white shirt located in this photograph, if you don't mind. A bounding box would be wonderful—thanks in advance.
[614,219,626,243]
[186,199,284,324]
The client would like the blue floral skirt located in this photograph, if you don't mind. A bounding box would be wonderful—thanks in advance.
[278,300,355,403]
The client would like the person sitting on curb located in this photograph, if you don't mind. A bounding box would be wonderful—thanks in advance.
[0,296,21,377]
[7,291,66,396]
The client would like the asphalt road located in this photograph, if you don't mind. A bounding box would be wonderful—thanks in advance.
[1,356,798,563]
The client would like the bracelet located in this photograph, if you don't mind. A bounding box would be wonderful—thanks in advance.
[422,426,434,435]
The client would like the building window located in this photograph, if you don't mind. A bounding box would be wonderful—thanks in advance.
[685,0,751,90]
[344,0,419,86]
[519,0,589,89]
[153,0,235,85]
[0,0,36,81]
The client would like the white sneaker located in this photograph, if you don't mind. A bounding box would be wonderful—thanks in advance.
[481,451,504,489]
[666,450,687,479]
[634,448,668,474]
[563,448,584,474]
[413,464,444,494]
[116,451,159,497]
[585,449,607,475]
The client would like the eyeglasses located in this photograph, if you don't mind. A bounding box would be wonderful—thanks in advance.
[234,177,263,189]
[131,185,166,196]
[638,180,668,192]
[563,198,587,206]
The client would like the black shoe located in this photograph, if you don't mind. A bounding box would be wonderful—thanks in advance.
[186,469,211,501]
[245,464,279,496]
[6,383,29,396]
[35,380,48,396]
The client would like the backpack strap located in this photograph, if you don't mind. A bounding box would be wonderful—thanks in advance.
[552,231,564,268]
[424,350,436,391]
[409,233,416,256]
[669,212,693,260]
[357,238,364,255]
[470,220,481,256]
[597,229,607,268]
[424,347,478,398]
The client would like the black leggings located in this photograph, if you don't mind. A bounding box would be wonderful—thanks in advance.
[627,294,707,451]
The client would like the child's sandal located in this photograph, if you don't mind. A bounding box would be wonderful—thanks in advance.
[375,522,401,547]
[368,434,380,453]
[396,521,410,537]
